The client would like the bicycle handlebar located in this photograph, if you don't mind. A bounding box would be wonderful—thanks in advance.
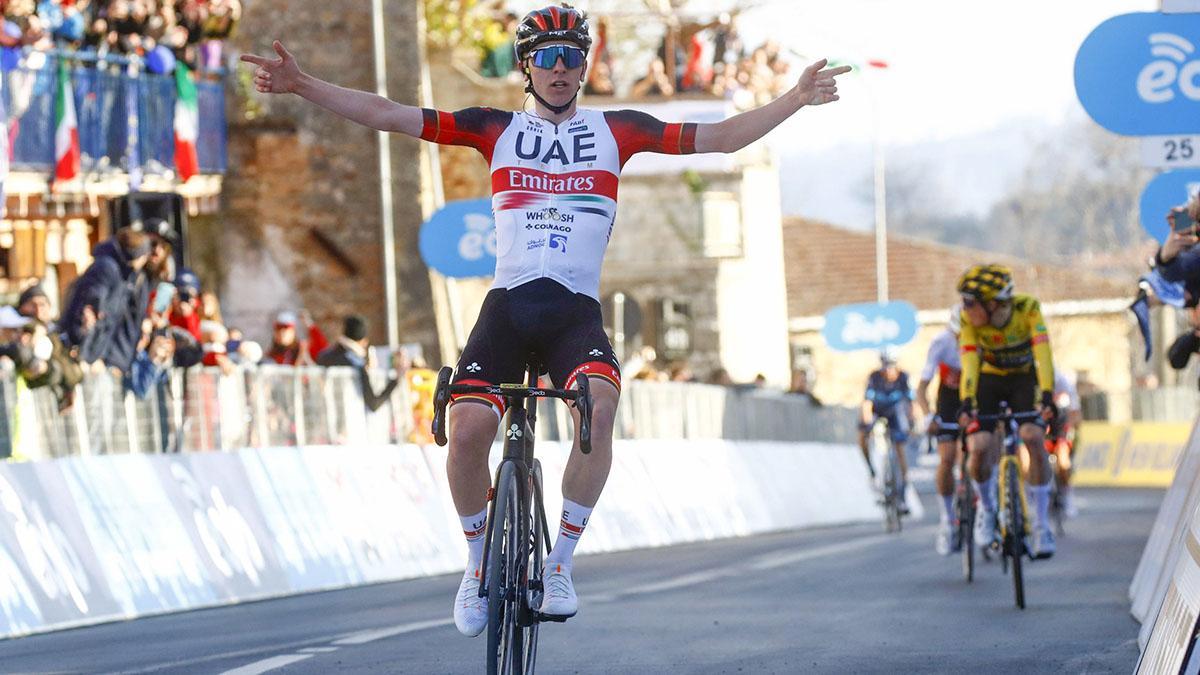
[430,366,595,454]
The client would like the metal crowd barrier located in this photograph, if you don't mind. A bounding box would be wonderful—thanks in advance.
[0,367,858,460]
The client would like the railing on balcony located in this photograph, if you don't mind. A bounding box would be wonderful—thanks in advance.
[3,50,226,179]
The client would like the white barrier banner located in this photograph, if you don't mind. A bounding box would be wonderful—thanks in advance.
[0,440,878,639]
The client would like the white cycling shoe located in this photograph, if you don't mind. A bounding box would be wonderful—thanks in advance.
[1030,524,1056,560]
[539,563,578,619]
[935,519,960,556]
[974,508,997,549]
[453,566,488,637]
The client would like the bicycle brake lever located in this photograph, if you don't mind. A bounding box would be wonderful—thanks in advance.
[575,375,593,455]
[432,366,453,447]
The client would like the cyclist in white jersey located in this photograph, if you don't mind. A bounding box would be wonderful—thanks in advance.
[915,306,963,555]
[242,4,850,636]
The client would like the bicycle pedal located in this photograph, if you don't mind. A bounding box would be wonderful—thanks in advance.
[534,611,573,623]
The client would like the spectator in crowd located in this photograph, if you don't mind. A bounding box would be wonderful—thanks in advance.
[125,318,174,398]
[200,288,222,323]
[263,309,327,365]
[583,60,613,96]
[479,10,516,78]
[169,266,201,340]
[140,217,178,284]
[787,368,822,406]
[0,305,52,384]
[198,318,235,374]
[198,0,239,70]
[631,56,674,97]
[1168,300,1200,387]
[62,226,151,376]
[17,282,83,409]
[668,362,694,382]
[707,367,734,386]
[317,313,400,412]
[1155,199,1200,289]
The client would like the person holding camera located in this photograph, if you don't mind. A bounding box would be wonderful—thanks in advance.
[1155,199,1200,284]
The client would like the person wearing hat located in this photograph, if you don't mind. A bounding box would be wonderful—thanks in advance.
[169,267,203,341]
[140,217,179,286]
[263,309,327,365]
[17,282,83,409]
[317,314,400,412]
[62,227,152,376]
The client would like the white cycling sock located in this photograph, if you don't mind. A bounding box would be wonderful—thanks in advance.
[941,495,955,523]
[1029,484,1052,527]
[973,475,998,512]
[460,508,488,569]
[546,498,592,569]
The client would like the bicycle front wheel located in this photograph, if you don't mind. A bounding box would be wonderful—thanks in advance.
[487,462,526,675]
[523,460,547,675]
[1006,460,1026,610]
[958,480,975,583]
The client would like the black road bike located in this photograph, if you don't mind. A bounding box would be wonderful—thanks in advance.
[975,404,1044,610]
[869,416,905,533]
[432,361,594,675]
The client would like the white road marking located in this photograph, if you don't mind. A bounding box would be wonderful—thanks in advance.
[219,653,313,675]
[332,618,453,646]
[297,647,339,654]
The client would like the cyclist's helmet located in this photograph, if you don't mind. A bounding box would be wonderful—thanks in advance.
[957,264,1014,303]
[948,304,962,334]
[879,346,899,367]
[514,4,592,64]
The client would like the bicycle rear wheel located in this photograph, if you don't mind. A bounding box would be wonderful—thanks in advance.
[487,462,526,675]
[1006,460,1026,610]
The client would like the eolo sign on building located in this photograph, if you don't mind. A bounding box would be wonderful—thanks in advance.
[1075,8,1200,241]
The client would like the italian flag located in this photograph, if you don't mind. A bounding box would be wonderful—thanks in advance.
[174,63,199,182]
[54,59,79,183]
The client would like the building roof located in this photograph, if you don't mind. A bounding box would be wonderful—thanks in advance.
[782,217,1133,319]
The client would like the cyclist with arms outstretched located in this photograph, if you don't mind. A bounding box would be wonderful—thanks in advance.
[241,4,850,637]
[956,265,1058,559]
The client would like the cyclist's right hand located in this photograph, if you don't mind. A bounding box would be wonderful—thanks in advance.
[956,399,976,428]
[241,40,302,94]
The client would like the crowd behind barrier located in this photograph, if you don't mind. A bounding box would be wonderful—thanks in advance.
[0,366,858,459]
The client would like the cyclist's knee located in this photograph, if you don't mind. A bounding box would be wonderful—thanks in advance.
[448,402,500,457]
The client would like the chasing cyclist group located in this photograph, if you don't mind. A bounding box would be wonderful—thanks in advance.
[862,264,1082,561]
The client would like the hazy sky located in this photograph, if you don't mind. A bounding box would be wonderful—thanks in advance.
[508,0,1161,224]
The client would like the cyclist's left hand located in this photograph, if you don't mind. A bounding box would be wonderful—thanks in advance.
[795,58,852,107]
[1039,390,1058,422]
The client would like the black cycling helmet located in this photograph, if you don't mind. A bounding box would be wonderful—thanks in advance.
[514,4,592,64]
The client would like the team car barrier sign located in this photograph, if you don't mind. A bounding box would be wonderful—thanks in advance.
[418,198,497,278]
[1075,12,1200,136]
[1073,421,1191,488]
[821,301,918,353]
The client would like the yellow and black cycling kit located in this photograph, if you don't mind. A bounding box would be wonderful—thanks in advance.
[958,294,1054,406]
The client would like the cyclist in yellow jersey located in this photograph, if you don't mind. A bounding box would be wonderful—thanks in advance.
[955,264,1059,559]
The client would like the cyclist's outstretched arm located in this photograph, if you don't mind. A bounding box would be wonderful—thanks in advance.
[693,58,851,154]
[240,41,423,137]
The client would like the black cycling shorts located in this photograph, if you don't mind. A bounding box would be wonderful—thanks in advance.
[935,385,960,440]
[975,370,1037,417]
[451,278,621,415]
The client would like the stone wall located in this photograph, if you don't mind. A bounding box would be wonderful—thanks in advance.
[217,1,434,352]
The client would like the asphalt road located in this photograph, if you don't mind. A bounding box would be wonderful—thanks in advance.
[0,488,1158,674]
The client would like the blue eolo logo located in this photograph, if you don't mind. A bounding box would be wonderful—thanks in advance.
[1139,169,1200,243]
[1075,13,1200,135]
[821,301,918,353]
[418,199,497,279]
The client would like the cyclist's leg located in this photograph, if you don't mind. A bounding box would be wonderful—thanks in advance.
[857,422,876,477]
[445,290,524,636]
[1056,438,1077,516]
[934,386,960,524]
[1011,372,1056,556]
[537,292,623,617]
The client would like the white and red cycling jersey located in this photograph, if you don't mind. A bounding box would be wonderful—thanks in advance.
[921,328,962,390]
[420,107,698,301]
